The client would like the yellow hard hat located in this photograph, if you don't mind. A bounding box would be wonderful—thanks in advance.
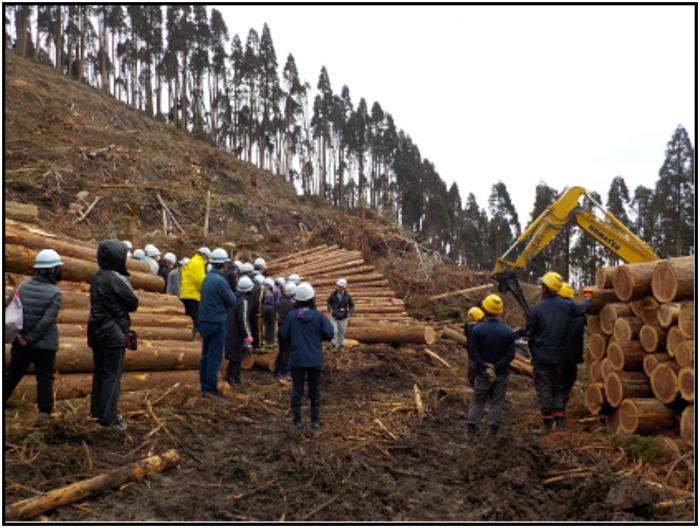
[482,294,504,316]
[467,307,485,322]
[539,271,564,293]
[559,283,575,300]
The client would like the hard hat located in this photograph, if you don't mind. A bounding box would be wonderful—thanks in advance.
[122,240,133,250]
[482,294,504,316]
[234,260,243,269]
[336,278,348,288]
[254,257,267,270]
[133,249,146,259]
[253,274,265,285]
[237,276,254,293]
[209,248,230,264]
[288,273,301,285]
[264,278,275,288]
[239,262,254,274]
[467,307,485,322]
[198,247,212,259]
[295,282,315,301]
[34,249,64,269]
[179,257,189,266]
[274,277,285,287]
[559,283,575,300]
[144,244,161,258]
[284,283,298,296]
[539,271,564,293]
[582,286,595,299]
[163,252,177,264]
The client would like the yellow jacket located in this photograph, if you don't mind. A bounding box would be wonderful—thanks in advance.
[180,253,207,301]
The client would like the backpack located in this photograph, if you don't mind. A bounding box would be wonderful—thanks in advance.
[5,285,23,344]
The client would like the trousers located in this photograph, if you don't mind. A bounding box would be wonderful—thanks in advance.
[562,363,578,404]
[182,299,200,326]
[263,308,276,345]
[4,344,57,414]
[274,337,291,378]
[291,367,322,423]
[466,372,509,427]
[533,363,566,417]
[331,318,347,348]
[199,321,226,394]
[91,346,125,425]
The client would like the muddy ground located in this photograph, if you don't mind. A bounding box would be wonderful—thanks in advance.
[4,340,694,522]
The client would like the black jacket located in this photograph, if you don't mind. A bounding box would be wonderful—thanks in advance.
[225,291,255,360]
[564,298,587,364]
[277,295,295,325]
[527,295,588,365]
[326,291,355,320]
[88,240,140,349]
[157,263,173,292]
[7,274,62,351]
[467,318,516,375]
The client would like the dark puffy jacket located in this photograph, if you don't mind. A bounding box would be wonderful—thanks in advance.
[198,270,237,324]
[7,275,62,351]
[527,295,588,365]
[222,268,238,292]
[226,291,254,360]
[157,263,173,292]
[564,298,587,364]
[279,307,334,368]
[327,291,355,321]
[276,295,295,325]
[88,240,139,349]
[467,318,516,375]
[263,289,276,314]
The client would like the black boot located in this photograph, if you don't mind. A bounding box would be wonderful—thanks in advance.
[466,423,478,438]
[532,418,553,435]
[555,415,565,430]
[488,424,499,437]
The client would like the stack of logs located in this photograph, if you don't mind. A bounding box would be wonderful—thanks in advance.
[583,256,694,447]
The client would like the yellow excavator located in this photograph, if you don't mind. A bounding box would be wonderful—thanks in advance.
[492,186,659,318]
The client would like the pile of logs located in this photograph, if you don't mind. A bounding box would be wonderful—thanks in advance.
[583,256,694,446]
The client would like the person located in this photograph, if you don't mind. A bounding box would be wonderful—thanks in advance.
[262,278,278,346]
[132,248,146,261]
[279,282,335,431]
[239,262,254,277]
[527,272,588,434]
[166,257,188,297]
[222,259,239,292]
[250,274,266,350]
[225,276,255,386]
[253,257,267,277]
[180,247,211,338]
[88,240,139,430]
[559,283,589,408]
[122,240,133,258]
[288,273,301,286]
[4,250,64,416]
[274,282,297,381]
[464,306,485,387]
[158,252,177,286]
[197,248,237,397]
[465,294,516,438]
[327,278,355,349]
[144,244,161,275]
[273,277,285,306]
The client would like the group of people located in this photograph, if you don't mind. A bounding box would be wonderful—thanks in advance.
[464,271,589,437]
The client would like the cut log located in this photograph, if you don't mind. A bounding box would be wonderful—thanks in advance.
[658,303,682,328]
[639,324,668,353]
[604,371,652,407]
[57,310,191,328]
[429,283,495,301]
[590,360,604,383]
[588,333,608,360]
[601,357,618,379]
[4,449,180,521]
[595,266,616,289]
[587,316,602,335]
[252,353,276,372]
[588,289,620,315]
[680,405,694,445]
[441,328,466,345]
[666,326,686,357]
[638,296,660,325]
[585,382,607,414]
[46,289,182,314]
[4,244,164,292]
[674,340,695,369]
[607,340,645,371]
[613,261,659,301]
[56,324,193,342]
[612,317,644,343]
[266,245,331,267]
[643,353,672,377]
[678,301,694,339]
[629,299,644,318]
[6,201,40,224]
[651,256,695,303]
[618,397,678,434]
[240,353,255,370]
[650,362,681,404]
[345,325,435,345]
[600,303,631,335]
[678,367,694,402]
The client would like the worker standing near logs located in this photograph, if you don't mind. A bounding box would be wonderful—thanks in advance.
[279,282,335,431]
[88,240,139,430]
[274,282,297,381]
[158,252,177,290]
[465,295,515,438]
[252,274,266,351]
[143,244,162,275]
[197,248,237,398]
[559,283,589,407]
[225,276,256,386]
[180,247,211,338]
[464,306,485,387]
[262,278,277,347]
[4,249,64,416]
[327,278,355,350]
[166,257,188,297]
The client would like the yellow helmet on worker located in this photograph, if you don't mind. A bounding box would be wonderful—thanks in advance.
[482,294,504,316]
[539,271,564,293]
[559,282,575,300]
[467,307,485,322]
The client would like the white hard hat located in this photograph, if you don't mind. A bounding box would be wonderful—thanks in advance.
[198,247,212,259]
[163,252,177,264]
[254,257,267,270]
[239,262,254,274]
[237,275,254,293]
[284,283,297,296]
[253,274,265,285]
[133,249,146,259]
[34,249,64,269]
[179,257,189,266]
[234,260,243,269]
[122,240,133,250]
[144,244,161,258]
[288,273,300,285]
[295,282,315,301]
[209,247,230,264]
[274,277,285,287]
[336,278,348,288]
[264,278,275,288]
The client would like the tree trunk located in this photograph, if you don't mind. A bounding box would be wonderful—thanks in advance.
[588,289,619,315]
[55,7,62,72]
[651,256,695,303]
[78,6,85,82]
[588,333,608,361]
[612,317,644,343]
[600,303,631,334]
[57,309,191,328]
[441,328,466,345]
[585,382,608,415]
[100,8,108,92]
[650,362,681,404]
[666,326,686,357]
[643,353,671,377]
[55,323,193,342]
[678,367,694,402]
[180,51,187,129]
[678,301,694,338]
[658,302,682,328]
[4,450,180,521]
[618,398,677,434]
[5,201,39,224]
[639,323,668,353]
[252,353,276,372]
[612,261,658,301]
[674,340,694,369]
[344,325,435,345]
[604,371,652,407]
[10,288,181,314]
[607,340,645,371]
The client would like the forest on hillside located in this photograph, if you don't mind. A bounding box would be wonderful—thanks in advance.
[5,6,695,286]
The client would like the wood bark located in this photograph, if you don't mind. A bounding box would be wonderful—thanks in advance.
[293,255,365,274]
[658,303,682,328]
[301,266,377,283]
[588,333,607,361]
[57,309,192,328]
[650,362,681,404]
[643,353,672,377]
[32,289,182,314]
[674,340,694,369]
[678,367,694,402]
[639,323,668,353]
[595,266,616,289]
[651,256,695,303]
[56,323,193,342]
[441,328,466,345]
[587,316,602,335]
[5,201,39,224]
[680,405,694,445]
[252,353,276,372]
[600,303,631,335]
[604,371,652,407]
[4,450,180,521]
[612,261,659,301]
[607,340,645,371]
[678,301,694,339]
[666,326,686,357]
[612,317,643,343]
[240,353,255,370]
[618,398,678,434]
[587,289,619,315]
[345,325,435,345]
[585,382,607,414]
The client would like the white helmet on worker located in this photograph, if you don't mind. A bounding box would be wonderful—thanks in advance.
[179,257,189,266]
[253,274,265,285]
[163,252,177,265]
[336,278,348,289]
[254,257,267,270]
[295,282,315,301]
[122,240,133,250]
[208,248,230,264]
[274,277,285,287]
[239,262,254,274]
[198,247,212,259]
[237,276,254,293]
[284,283,297,297]
[234,260,243,269]
[288,273,301,285]
[133,249,146,259]
[144,244,161,258]
[34,249,64,269]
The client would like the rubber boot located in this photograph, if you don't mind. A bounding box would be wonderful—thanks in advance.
[310,402,320,431]
[555,415,565,430]
[532,418,554,435]
[466,423,478,439]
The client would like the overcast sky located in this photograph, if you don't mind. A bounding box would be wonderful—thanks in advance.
[218,5,695,224]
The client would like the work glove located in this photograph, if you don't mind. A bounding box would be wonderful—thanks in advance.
[483,363,496,384]
[244,336,253,350]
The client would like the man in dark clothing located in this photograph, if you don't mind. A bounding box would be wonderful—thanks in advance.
[226,276,255,385]
[198,248,237,397]
[222,260,239,292]
[466,294,516,437]
[88,240,139,430]
[157,252,177,292]
[327,278,355,349]
[464,306,485,387]
[279,282,334,431]
[274,282,297,380]
[4,249,64,415]
[527,272,588,434]
[559,283,589,406]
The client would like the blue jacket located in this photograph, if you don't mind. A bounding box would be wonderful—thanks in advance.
[527,295,588,365]
[564,298,588,364]
[199,270,237,324]
[279,307,334,368]
[467,318,516,375]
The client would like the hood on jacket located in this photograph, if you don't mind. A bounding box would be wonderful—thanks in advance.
[97,240,129,276]
[296,307,316,323]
